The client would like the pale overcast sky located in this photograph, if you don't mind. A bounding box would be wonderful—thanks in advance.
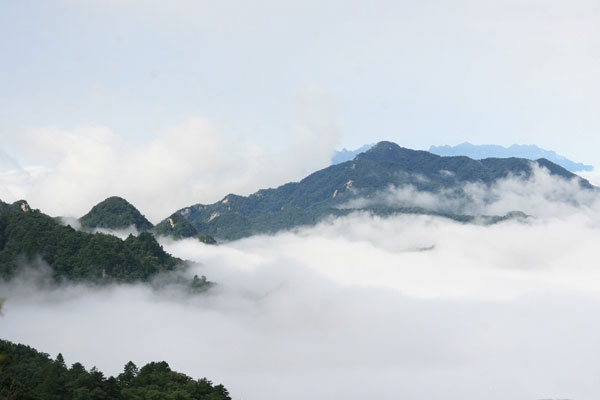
[1,0,600,216]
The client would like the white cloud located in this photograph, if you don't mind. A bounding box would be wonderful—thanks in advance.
[344,164,600,220]
[3,198,600,399]
[0,106,339,221]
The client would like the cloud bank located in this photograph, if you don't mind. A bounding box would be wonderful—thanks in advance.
[344,164,599,221]
[3,178,600,400]
[0,95,339,221]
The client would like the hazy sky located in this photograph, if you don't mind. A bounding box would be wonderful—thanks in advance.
[2,0,600,162]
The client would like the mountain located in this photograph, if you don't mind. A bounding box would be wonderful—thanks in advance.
[429,143,593,172]
[153,213,217,244]
[79,196,154,232]
[0,199,34,214]
[0,200,188,283]
[174,141,592,240]
[0,339,232,400]
[331,144,373,164]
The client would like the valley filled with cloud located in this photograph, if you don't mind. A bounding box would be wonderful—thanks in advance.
[3,171,600,399]
[2,1,600,398]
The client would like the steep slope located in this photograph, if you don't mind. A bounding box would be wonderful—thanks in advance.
[430,142,593,172]
[153,213,217,244]
[0,201,183,282]
[175,141,592,240]
[0,199,32,213]
[79,196,153,232]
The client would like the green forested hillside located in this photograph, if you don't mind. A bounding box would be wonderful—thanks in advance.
[174,141,592,240]
[0,202,182,282]
[153,213,217,244]
[0,339,232,400]
[79,196,154,232]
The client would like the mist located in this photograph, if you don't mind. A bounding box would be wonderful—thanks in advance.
[344,164,600,220]
[0,88,339,222]
[3,174,600,399]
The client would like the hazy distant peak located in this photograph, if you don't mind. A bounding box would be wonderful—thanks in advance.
[331,144,374,164]
[429,143,593,172]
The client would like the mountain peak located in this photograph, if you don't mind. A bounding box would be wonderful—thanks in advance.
[0,199,34,214]
[80,196,153,231]
[356,141,438,164]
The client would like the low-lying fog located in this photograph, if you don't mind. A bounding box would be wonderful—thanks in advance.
[3,171,600,400]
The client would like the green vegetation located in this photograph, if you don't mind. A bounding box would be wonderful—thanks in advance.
[0,339,232,400]
[153,214,217,244]
[0,203,182,283]
[80,196,153,232]
[176,141,592,240]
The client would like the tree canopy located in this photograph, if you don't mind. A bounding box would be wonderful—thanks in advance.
[0,339,232,400]
[0,205,181,283]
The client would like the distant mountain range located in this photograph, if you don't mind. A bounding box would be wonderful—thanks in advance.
[429,143,593,172]
[177,141,592,240]
[1,140,594,280]
[331,144,374,164]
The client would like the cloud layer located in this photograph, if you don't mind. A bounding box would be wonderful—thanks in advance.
[345,164,600,221]
[0,100,339,221]
[3,181,600,400]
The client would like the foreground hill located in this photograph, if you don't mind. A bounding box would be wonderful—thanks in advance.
[174,141,592,240]
[0,200,185,283]
[79,196,154,232]
[430,142,593,172]
[0,339,231,400]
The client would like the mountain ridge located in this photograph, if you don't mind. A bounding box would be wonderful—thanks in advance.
[0,200,192,284]
[174,141,592,240]
[79,196,217,243]
[429,142,593,172]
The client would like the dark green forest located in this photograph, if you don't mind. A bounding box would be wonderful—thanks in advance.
[0,201,182,283]
[0,339,232,400]
[79,196,154,232]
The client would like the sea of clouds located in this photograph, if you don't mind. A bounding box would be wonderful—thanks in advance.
[3,169,600,399]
